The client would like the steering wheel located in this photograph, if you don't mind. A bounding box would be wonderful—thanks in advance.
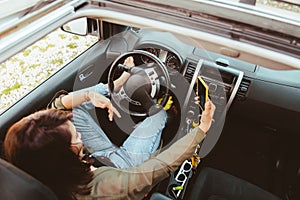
[108,50,171,116]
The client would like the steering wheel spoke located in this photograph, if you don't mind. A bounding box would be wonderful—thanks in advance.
[113,86,142,106]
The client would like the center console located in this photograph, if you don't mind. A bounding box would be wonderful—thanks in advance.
[165,58,244,199]
[183,58,244,116]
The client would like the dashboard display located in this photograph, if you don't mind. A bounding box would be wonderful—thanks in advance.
[166,52,181,71]
[141,48,160,63]
[140,48,181,72]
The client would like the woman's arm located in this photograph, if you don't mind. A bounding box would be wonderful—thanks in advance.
[91,127,206,199]
[55,57,135,119]
[61,91,120,121]
[60,90,90,110]
[61,56,134,109]
[90,101,215,199]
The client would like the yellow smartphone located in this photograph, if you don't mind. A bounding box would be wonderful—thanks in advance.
[196,76,209,111]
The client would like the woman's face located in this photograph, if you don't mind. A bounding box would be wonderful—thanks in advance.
[68,120,84,158]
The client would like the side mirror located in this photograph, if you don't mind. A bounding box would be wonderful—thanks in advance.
[62,17,88,36]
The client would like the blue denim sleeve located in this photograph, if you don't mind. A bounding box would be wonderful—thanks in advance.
[93,83,110,97]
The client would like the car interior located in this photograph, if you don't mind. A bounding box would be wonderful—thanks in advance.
[0,1,300,200]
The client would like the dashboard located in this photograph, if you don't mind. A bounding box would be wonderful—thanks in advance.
[139,48,182,72]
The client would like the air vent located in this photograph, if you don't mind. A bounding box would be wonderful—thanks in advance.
[184,62,197,83]
[236,79,251,101]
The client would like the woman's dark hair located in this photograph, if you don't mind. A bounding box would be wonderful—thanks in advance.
[4,109,93,200]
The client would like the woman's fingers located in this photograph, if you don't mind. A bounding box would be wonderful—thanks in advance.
[111,105,121,119]
[203,100,215,118]
[90,92,121,120]
[107,102,121,121]
[199,100,216,133]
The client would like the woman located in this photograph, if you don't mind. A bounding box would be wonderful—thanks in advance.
[4,101,215,200]
[49,56,168,168]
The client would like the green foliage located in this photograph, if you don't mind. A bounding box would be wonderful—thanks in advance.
[66,43,78,49]
[71,52,78,59]
[21,66,26,73]
[46,70,52,77]
[51,59,63,65]
[1,63,6,68]
[39,44,55,52]
[28,64,41,69]
[58,34,67,39]
[9,57,19,62]
[64,25,71,31]
[23,49,31,56]
[1,83,22,95]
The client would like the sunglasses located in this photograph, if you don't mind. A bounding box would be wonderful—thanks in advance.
[174,160,193,183]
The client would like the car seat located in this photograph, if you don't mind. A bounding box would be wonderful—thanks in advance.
[0,158,58,200]
[189,167,281,200]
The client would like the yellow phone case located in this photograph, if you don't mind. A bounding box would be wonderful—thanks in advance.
[196,76,209,111]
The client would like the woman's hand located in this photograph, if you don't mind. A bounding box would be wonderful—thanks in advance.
[113,56,135,92]
[88,91,121,121]
[124,56,135,68]
[198,100,216,133]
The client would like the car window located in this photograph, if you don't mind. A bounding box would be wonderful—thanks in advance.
[0,28,98,114]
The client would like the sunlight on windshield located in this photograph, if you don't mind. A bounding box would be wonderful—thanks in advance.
[191,0,300,22]
[202,0,300,13]
[257,0,300,13]
[220,0,300,13]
